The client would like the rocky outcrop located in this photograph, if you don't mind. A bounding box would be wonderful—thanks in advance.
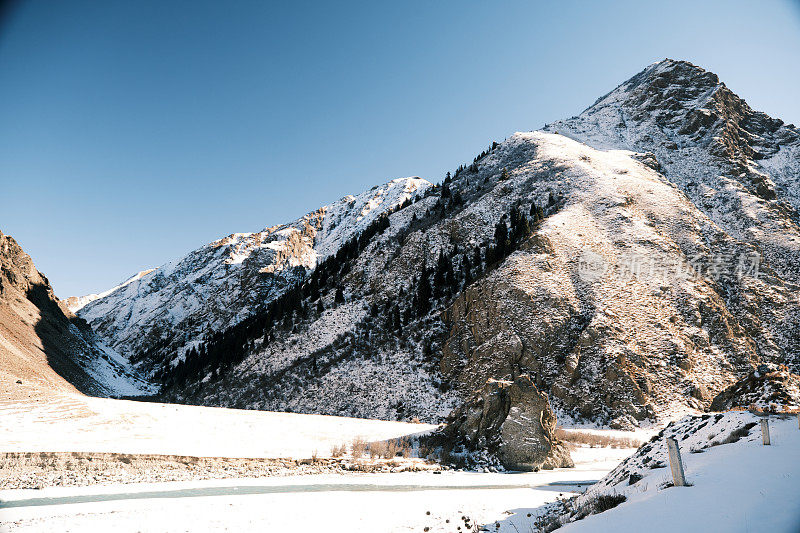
[710,363,800,412]
[441,375,573,471]
[439,132,767,427]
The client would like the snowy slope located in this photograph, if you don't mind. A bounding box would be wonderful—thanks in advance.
[533,412,800,533]
[73,177,430,373]
[546,59,800,284]
[176,126,799,427]
[63,269,155,313]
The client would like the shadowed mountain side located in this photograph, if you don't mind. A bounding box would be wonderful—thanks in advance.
[0,231,153,399]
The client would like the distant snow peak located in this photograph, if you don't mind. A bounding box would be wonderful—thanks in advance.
[64,269,155,313]
[75,176,431,370]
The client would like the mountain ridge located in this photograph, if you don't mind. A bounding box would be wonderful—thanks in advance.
[74,59,800,428]
[72,176,431,375]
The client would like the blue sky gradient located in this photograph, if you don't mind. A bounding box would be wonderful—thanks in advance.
[2,0,800,297]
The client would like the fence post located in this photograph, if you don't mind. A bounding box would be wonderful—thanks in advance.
[666,437,687,487]
[761,419,770,445]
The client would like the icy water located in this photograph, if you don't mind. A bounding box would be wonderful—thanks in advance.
[0,480,595,509]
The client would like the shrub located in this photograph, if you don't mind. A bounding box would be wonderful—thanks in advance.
[722,422,757,444]
[592,493,626,513]
[555,428,642,449]
[351,437,367,459]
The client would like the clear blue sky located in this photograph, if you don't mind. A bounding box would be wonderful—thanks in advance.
[2,0,799,298]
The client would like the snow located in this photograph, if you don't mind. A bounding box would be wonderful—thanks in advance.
[63,269,155,313]
[76,335,157,397]
[0,473,579,533]
[0,393,436,459]
[0,441,631,533]
[72,177,431,372]
[0,393,640,532]
[536,412,800,533]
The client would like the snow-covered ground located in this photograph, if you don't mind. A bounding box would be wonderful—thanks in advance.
[0,394,436,459]
[535,412,800,533]
[0,450,632,532]
[0,393,639,532]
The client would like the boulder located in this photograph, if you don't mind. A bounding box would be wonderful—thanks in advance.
[442,375,573,470]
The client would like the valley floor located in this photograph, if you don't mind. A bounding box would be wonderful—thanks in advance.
[0,453,630,532]
[0,393,437,459]
[0,392,634,532]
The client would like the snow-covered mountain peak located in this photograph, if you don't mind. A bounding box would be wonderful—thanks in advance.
[64,269,155,313]
[547,59,800,284]
[74,176,431,367]
[66,61,799,427]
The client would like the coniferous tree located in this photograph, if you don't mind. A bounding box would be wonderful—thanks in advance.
[474,246,482,269]
[434,252,449,295]
[416,266,432,316]
[494,217,509,259]
[402,306,411,325]
[462,254,473,286]
[392,305,401,331]
[335,287,345,304]
[519,213,532,239]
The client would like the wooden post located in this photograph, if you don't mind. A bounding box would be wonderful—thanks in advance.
[761,419,770,445]
[666,437,687,487]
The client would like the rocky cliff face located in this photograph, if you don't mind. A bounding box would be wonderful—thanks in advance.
[0,231,152,398]
[76,60,800,429]
[438,131,787,428]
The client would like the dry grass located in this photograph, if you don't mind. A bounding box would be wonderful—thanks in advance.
[331,437,415,461]
[555,428,642,449]
[399,438,412,458]
[330,443,347,458]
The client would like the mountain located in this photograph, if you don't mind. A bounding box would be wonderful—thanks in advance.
[0,231,153,399]
[72,177,431,376]
[77,60,800,429]
[63,269,155,313]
